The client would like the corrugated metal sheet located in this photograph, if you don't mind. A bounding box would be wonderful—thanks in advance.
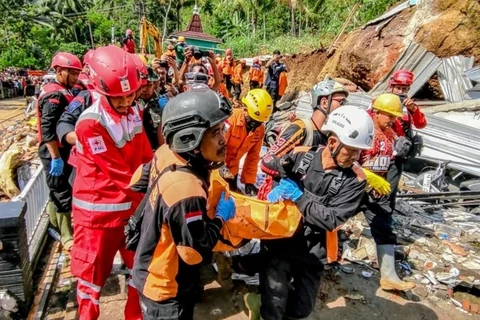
[345,92,374,109]
[465,66,480,82]
[369,42,442,96]
[437,56,474,103]
[363,1,411,28]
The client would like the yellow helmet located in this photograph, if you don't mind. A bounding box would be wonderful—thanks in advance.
[178,36,185,42]
[242,89,273,122]
[373,93,403,118]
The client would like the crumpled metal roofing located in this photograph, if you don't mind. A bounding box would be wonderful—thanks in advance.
[369,42,442,97]
[437,56,474,103]
[363,1,412,28]
[465,66,480,82]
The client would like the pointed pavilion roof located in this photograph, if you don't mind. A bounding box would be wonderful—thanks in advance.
[172,10,222,44]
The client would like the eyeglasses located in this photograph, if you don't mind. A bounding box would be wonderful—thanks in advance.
[331,98,347,106]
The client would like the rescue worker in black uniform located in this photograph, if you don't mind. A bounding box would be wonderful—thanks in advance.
[253,106,376,320]
[132,87,237,319]
[139,66,166,150]
[37,52,82,251]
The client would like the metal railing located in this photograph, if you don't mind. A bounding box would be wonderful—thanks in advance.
[13,164,49,246]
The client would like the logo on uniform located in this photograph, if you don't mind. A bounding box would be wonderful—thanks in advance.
[88,136,107,154]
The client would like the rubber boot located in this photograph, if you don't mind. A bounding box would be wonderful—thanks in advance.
[47,201,58,229]
[244,293,262,320]
[57,212,73,251]
[377,244,415,291]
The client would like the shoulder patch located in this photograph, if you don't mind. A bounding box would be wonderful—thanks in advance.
[87,136,107,154]
[67,98,83,113]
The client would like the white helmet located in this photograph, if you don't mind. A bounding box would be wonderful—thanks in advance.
[321,105,374,150]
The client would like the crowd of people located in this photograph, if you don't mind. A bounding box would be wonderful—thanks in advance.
[34,35,427,320]
[0,68,43,99]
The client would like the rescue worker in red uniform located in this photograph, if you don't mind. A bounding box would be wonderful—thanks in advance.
[132,88,236,319]
[37,52,82,251]
[221,89,273,196]
[360,93,416,292]
[387,69,427,209]
[258,80,349,200]
[123,29,136,54]
[70,45,152,320]
[72,50,95,96]
[254,106,375,320]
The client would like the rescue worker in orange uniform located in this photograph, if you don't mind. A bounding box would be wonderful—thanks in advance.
[232,59,246,101]
[37,52,82,251]
[360,93,416,292]
[165,44,176,58]
[70,45,152,320]
[132,88,236,319]
[249,57,264,89]
[221,89,273,196]
[219,48,235,93]
[253,106,375,320]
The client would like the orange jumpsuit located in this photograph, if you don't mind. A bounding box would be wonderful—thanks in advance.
[225,109,264,185]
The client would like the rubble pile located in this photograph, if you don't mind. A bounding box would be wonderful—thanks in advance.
[0,117,39,201]
[341,193,480,315]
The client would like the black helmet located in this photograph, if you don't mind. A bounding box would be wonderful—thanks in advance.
[162,86,232,153]
[146,66,160,82]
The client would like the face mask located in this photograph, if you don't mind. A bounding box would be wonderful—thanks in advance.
[396,93,407,104]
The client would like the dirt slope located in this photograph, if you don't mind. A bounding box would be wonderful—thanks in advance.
[282,0,480,95]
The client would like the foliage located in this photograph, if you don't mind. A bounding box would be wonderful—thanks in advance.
[0,0,401,69]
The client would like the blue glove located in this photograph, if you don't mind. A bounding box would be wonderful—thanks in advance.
[267,178,303,203]
[158,95,169,110]
[215,192,236,222]
[49,157,64,176]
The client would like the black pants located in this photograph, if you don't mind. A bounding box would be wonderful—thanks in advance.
[386,157,405,210]
[250,81,261,90]
[224,74,233,92]
[260,254,323,320]
[140,294,195,320]
[266,86,279,111]
[40,156,73,213]
[233,83,242,100]
[361,192,397,245]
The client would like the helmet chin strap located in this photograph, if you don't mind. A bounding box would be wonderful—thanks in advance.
[186,150,225,170]
[318,95,333,117]
[329,142,344,165]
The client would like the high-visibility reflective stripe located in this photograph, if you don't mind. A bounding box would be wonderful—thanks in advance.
[73,197,131,212]
[77,289,100,305]
[128,278,136,289]
[79,279,101,292]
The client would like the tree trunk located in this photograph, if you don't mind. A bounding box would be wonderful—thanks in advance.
[176,4,181,31]
[162,0,173,43]
[290,5,296,36]
[252,10,257,35]
[263,12,266,41]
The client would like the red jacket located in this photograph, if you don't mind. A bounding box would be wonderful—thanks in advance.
[123,38,135,54]
[393,107,427,137]
[72,95,153,228]
[360,113,397,175]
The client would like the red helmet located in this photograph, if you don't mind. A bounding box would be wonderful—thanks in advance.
[83,49,95,66]
[126,29,133,35]
[225,49,232,56]
[390,69,414,86]
[130,54,148,86]
[51,52,82,70]
[253,57,260,64]
[89,45,141,97]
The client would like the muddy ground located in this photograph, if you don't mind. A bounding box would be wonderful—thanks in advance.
[43,252,478,320]
[0,98,27,130]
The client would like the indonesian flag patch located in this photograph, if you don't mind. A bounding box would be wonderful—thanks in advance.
[88,136,107,154]
[185,211,202,224]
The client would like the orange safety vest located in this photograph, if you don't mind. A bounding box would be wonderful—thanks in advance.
[249,64,264,83]
[232,64,243,84]
[220,58,235,76]
[217,83,230,98]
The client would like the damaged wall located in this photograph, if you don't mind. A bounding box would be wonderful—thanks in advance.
[282,0,480,94]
